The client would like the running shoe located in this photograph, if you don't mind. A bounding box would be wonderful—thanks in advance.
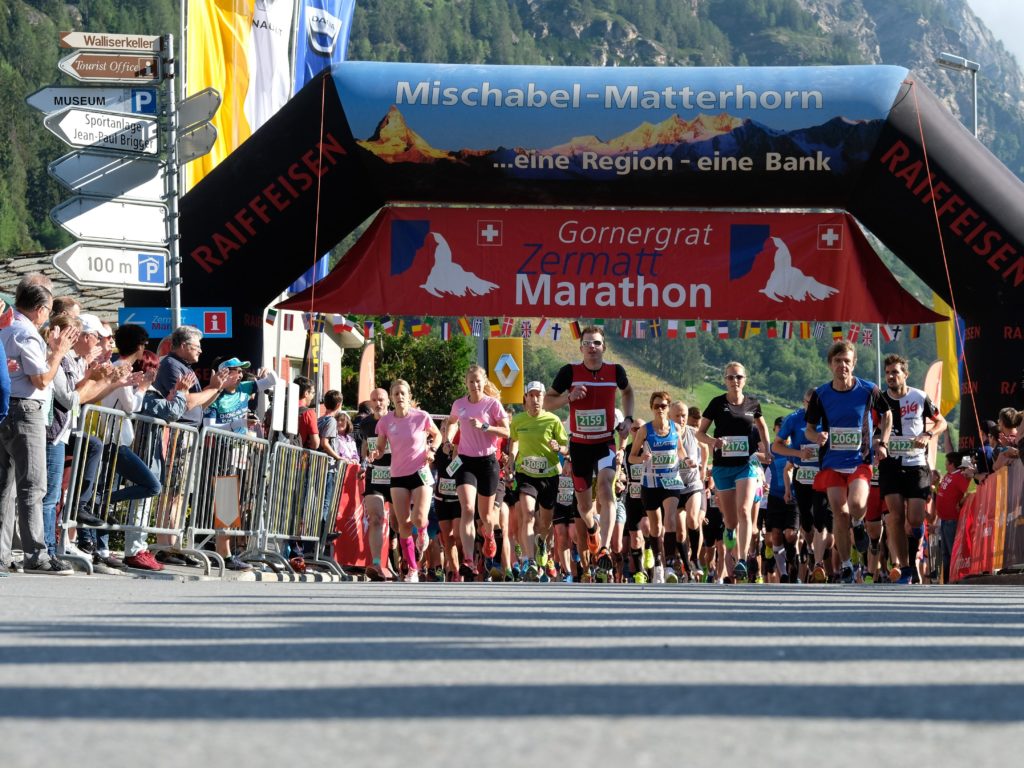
[482,533,498,558]
[642,548,655,570]
[536,535,548,568]
[546,562,558,579]
[525,561,540,581]
[896,566,915,585]
[652,565,665,584]
[510,562,522,581]
[745,556,759,580]
[723,528,737,549]
[539,573,550,583]
[732,560,748,583]
[404,568,419,583]
[863,573,875,584]
[364,563,386,582]
[562,574,574,583]
[764,544,774,559]
[888,566,903,583]
[24,558,74,576]
[504,569,515,582]
[596,546,613,570]
[754,575,765,584]
[665,567,679,584]
[489,564,504,582]
[840,565,856,584]
[632,571,648,584]
[581,570,593,583]
[459,560,478,582]
[586,529,600,555]
[811,564,828,583]
[433,566,445,582]
[595,567,611,583]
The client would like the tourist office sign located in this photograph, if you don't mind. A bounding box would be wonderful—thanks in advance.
[43,107,159,155]
[57,51,162,84]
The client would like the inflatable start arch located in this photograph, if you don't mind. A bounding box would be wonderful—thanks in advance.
[166,62,1024,445]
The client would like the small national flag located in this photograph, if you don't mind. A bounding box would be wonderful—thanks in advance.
[411,319,431,337]
[381,316,395,335]
[535,317,549,338]
[766,320,778,339]
[636,320,647,339]
[622,319,632,339]
[813,322,826,339]
[799,321,811,340]
[740,321,761,339]
[265,308,278,326]
[520,320,532,338]
[332,314,354,333]
[311,314,327,333]
[502,316,515,336]
[861,328,874,346]
[685,320,697,339]
[780,321,793,340]
[283,313,294,332]
[881,324,901,342]
[301,312,312,331]
[396,318,406,336]
[489,317,501,337]
[909,324,921,339]
[551,322,562,341]
[702,319,713,333]
[568,320,582,340]
[666,319,679,339]
[717,321,730,339]
[649,319,661,338]
[847,323,860,343]
[363,320,375,340]
[441,321,451,341]
[831,325,843,341]
[458,317,472,336]
[592,318,605,329]
[472,318,484,337]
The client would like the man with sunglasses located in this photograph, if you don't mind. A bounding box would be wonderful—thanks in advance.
[545,326,634,568]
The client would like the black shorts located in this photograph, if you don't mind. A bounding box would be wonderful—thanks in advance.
[553,502,576,527]
[389,471,431,491]
[568,441,616,490]
[702,506,724,544]
[642,485,681,512]
[516,473,559,510]
[793,480,831,533]
[503,480,520,507]
[435,498,461,522]
[878,461,933,501]
[679,488,701,510]
[766,494,799,532]
[455,454,500,496]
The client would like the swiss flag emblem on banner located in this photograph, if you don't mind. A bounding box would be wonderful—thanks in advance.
[477,220,503,246]
[817,224,843,250]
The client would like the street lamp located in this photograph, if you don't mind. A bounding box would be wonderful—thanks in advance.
[936,51,980,137]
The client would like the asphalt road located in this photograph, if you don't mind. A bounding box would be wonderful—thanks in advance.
[1,578,1021,767]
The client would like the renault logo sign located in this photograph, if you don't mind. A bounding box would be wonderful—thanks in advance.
[493,353,520,388]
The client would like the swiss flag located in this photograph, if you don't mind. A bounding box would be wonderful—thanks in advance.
[477,220,503,246]
[817,224,843,250]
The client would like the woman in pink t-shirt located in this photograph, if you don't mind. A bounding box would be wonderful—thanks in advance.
[371,379,441,583]
[442,365,509,580]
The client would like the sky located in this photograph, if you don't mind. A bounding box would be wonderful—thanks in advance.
[969,0,1024,68]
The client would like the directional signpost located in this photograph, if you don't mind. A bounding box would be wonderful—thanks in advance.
[46,30,220,328]
[26,85,158,115]
[58,51,162,83]
[51,196,168,246]
[53,243,168,291]
[43,107,158,155]
[48,151,164,201]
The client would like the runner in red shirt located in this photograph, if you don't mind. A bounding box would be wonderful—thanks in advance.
[545,326,634,567]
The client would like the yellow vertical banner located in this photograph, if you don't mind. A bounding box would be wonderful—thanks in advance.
[933,292,961,416]
[185,0,254,190]
[488,337,524,406]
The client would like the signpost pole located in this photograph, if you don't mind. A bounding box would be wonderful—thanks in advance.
[163,33,182,329]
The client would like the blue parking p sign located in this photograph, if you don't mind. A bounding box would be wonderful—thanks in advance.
[137,253,165,285]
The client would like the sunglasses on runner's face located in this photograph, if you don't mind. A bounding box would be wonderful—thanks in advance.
[653,403,669,409]
[725,374,745,381]
[581,340,602,347]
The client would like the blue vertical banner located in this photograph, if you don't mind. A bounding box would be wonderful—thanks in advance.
[292,0,356,93]
[289,0,355,296]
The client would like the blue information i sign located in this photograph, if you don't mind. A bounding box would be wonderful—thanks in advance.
[119,307,233,339]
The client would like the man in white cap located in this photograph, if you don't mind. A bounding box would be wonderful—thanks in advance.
[508,380,568,579]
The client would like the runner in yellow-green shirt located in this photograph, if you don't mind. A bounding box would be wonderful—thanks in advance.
[508,381,568,579]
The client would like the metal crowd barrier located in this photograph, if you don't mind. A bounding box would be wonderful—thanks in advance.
[186,426,271,575]
[262,440,347,577]
[60,405,203,573]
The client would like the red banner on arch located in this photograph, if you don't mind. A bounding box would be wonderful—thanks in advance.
[279,206,943,323]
